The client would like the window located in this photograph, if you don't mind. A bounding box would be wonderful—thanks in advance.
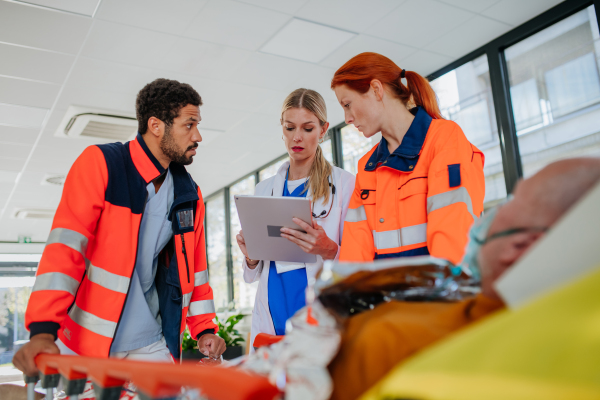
[506,5,600,177]
[0,287,31,357]
[205,192,229,311]
[201,2,600,314]
[341,124,374,175]
[229,175,257,311]
[321,131,335,165]
[259,157,289,181]
[431,54,507,206]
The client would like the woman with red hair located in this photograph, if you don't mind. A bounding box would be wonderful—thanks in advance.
[332,52,485,265]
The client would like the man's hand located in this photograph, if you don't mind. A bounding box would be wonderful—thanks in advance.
[197,333,226,359]
[12,334,59,376]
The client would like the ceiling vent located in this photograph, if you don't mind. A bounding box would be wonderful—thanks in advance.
[14,209,55,220]
[56,106,137,142]
[42,174,66,186]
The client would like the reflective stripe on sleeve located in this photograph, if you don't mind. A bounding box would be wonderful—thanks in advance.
[427,186,476,221]
[345,205,367,223]
[183,292,192,308]
[194,270,209,287]
[87,263,130,294]
[372,223,427,250]
[46,228,88,257]
[69,304,117,338]
[32,272,79,296]
[188,300,216,317]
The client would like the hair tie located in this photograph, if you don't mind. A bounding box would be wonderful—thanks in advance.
[400,69,406,79]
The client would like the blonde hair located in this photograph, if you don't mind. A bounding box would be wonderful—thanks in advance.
[281,88,333,205]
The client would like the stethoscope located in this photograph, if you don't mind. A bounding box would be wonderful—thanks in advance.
[271,170,336,220]
[311,180,336,219]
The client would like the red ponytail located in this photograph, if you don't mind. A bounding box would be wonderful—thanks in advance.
[331,52,443,120]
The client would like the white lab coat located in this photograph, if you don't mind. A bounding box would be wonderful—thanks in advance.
[243,161,355,348]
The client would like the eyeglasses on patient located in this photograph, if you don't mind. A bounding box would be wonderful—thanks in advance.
[475,226,549,245]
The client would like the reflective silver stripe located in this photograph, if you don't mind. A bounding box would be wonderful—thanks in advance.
[32,272,79,296]
[46,228,88,257]
[427,186,476,221]
[182,292,192,308]
[372,223,428,250]
[188,300,215,317]
[87,263,130,294]
[194,270,209,287]
[345,205,367,223]
[69,304,117,338]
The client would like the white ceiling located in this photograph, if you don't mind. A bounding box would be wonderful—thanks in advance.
[0,0,564,243]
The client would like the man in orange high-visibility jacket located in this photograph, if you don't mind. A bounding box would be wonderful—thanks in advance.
[340,106,485,265]
[14,79,224,377]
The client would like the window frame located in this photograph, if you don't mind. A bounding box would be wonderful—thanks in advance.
[427,0,598,193]
[203,189,229,311]
[203,0,600,309]
[203,153,290,305]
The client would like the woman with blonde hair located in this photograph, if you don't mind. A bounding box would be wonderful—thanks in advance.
[236,88,355,347]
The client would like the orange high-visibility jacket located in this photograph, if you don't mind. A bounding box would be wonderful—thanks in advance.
[25,134,217,359]
[339,107,485,265]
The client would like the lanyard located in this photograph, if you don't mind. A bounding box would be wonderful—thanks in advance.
[283,167,308,197]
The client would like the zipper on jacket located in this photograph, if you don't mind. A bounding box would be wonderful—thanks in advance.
[109,191,147,355]
[180,233,191,283]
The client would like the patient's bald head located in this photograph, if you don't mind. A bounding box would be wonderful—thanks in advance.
[479,157,600,301]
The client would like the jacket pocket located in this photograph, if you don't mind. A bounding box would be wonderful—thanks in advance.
[398,178,428,223]
[399,178,428,200]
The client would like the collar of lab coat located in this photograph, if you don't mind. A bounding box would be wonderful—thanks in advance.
[273,160,336,216]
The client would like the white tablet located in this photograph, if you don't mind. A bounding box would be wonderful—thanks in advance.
[234,195,317,263]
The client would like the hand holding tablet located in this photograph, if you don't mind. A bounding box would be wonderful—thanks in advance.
[280,217,338,261]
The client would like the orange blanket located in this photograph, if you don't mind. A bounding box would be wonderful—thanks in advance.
[328,294,503,400]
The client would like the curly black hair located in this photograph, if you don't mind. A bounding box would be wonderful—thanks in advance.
[136,78,202,134]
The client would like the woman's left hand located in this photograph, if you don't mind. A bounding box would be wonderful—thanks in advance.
[280,217,339,260]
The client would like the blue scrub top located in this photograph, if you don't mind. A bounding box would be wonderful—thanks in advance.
[267,170,309,335]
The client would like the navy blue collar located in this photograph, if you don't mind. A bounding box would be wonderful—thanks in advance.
[134,134,198,230]
[136,132,166,178]
[364,106,432,173]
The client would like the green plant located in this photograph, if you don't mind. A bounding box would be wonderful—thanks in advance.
[216,314,245,347]
[181,313,245,352]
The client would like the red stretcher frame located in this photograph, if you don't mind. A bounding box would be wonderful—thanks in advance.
[252,333,284,348]
[30,353,280,400]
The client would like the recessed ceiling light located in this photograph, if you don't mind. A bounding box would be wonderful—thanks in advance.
[0,103,48,129]
[42,174,66,186]
[260,18,356,63]
[13,208,55,220]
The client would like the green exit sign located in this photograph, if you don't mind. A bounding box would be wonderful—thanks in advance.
[18,236,32,243]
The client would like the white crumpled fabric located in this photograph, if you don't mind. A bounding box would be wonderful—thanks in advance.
[236,295,341,400]
[228,256,472,399]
